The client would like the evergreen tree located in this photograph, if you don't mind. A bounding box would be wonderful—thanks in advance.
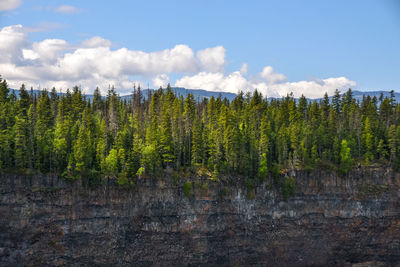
[36,90,54,171]
[362,117,374,164]
[73,112,92,175]
[2,77,400,183]
[159,98,174,166]
[339,139,353,175]
[13,115,28,168]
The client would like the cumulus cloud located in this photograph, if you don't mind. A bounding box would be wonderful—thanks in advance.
[22,49,39,60]
[153,74,170,88]
[0,25,27,63]
[240,63,248,74]
[177,62,355,98]
[176,69,355,99]
[267,77,356,98]
[82,36,112,48]
[0,24,203,94]
[54,5,81,14]
[0,24,356,98]
[260,66,286,84]
[0,0,21,11]
[32,39,70,63]
[176,71,250,94]
[197,46,225,72]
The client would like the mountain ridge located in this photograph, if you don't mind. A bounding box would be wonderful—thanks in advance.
[8,87,400,103]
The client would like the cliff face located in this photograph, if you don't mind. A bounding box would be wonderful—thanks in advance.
[0,169,399,266]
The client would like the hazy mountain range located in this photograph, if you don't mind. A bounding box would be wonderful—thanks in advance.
[9,87,400,103]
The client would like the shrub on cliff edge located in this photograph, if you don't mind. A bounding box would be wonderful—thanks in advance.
[183,182,192,198]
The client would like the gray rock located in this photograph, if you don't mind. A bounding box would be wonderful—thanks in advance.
[0,169,399,266]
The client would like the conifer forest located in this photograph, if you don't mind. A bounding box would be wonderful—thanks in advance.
[1,76,399,186]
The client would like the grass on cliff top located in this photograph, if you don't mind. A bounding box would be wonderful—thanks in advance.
[356,184,388,199]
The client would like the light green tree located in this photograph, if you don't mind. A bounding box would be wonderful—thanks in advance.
[339,139,353,175]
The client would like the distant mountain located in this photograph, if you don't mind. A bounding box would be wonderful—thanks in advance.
[119,87,237,102]
[347,90,400,103]
[9,87,237,102]
[310,90,400,103]
[8,88,400,103]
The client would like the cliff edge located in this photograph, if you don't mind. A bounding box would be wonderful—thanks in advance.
[0,168,399,266]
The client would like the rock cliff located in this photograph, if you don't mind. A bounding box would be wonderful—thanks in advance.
[1,168,399,266]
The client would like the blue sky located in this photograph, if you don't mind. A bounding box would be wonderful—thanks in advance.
[0,0,399,97]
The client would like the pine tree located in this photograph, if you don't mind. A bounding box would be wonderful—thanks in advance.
[53,115,69,171]
[13,115,28,168]
[73,109,92,176]
[36,90,54,171]
[388,124,397,164]
[258,152,268,180]
[2,79,400,181]
[377,139,388,161]
[93,87,104,112]
[105,148,119,178]
[159,99,174,166]
[141,144,161,175]
[339,139,352,175]
[0,78,9,104]
[332,89,341,114]
[362,117,374,164]
[18,84,30,117]
[183,93,196,165]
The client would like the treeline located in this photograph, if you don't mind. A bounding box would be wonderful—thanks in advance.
[1,76,400,186]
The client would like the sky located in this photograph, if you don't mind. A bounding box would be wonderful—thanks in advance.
[0,0,399,98]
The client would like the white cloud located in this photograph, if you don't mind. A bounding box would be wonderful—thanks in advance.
[153,74,170,88]
[0,0,21,11]
[260,66,286,84]
[50,44,198,80]
[32,39,70,63]
[0,25,27,63]
[176,71,250,94]
[55,5,81,14]
[0,25,200,94]
[0,24,357,98]
[268,77,356,98]
[197,46,226,72]
[22,49,39,60]
[240,63,248,74]
[82,36,111,48]
[176,68,356,99]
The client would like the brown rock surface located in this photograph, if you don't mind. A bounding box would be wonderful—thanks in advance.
[0,168,399,266]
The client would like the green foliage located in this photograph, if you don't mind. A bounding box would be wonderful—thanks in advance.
[362,117,374,164]
[339,139,353,176]
[13,115,28,168]
[270,164,281,184]
[173,173,180,185]
[258,153,268,180]
[82,169,102,188]
[141,144,161,176]
[211,164,220,181]
[105,148,119,177]
[245,178,254,191]
[201,183,208,191]
[1,77,399,184]
[183,182,192,198]
[281,177,295,201]
[246,178,255,199]
[136,167,145,177]
[356,184,388,199]
[376,139,388,161]
[220,187,229,198]
[117,172,133,188]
